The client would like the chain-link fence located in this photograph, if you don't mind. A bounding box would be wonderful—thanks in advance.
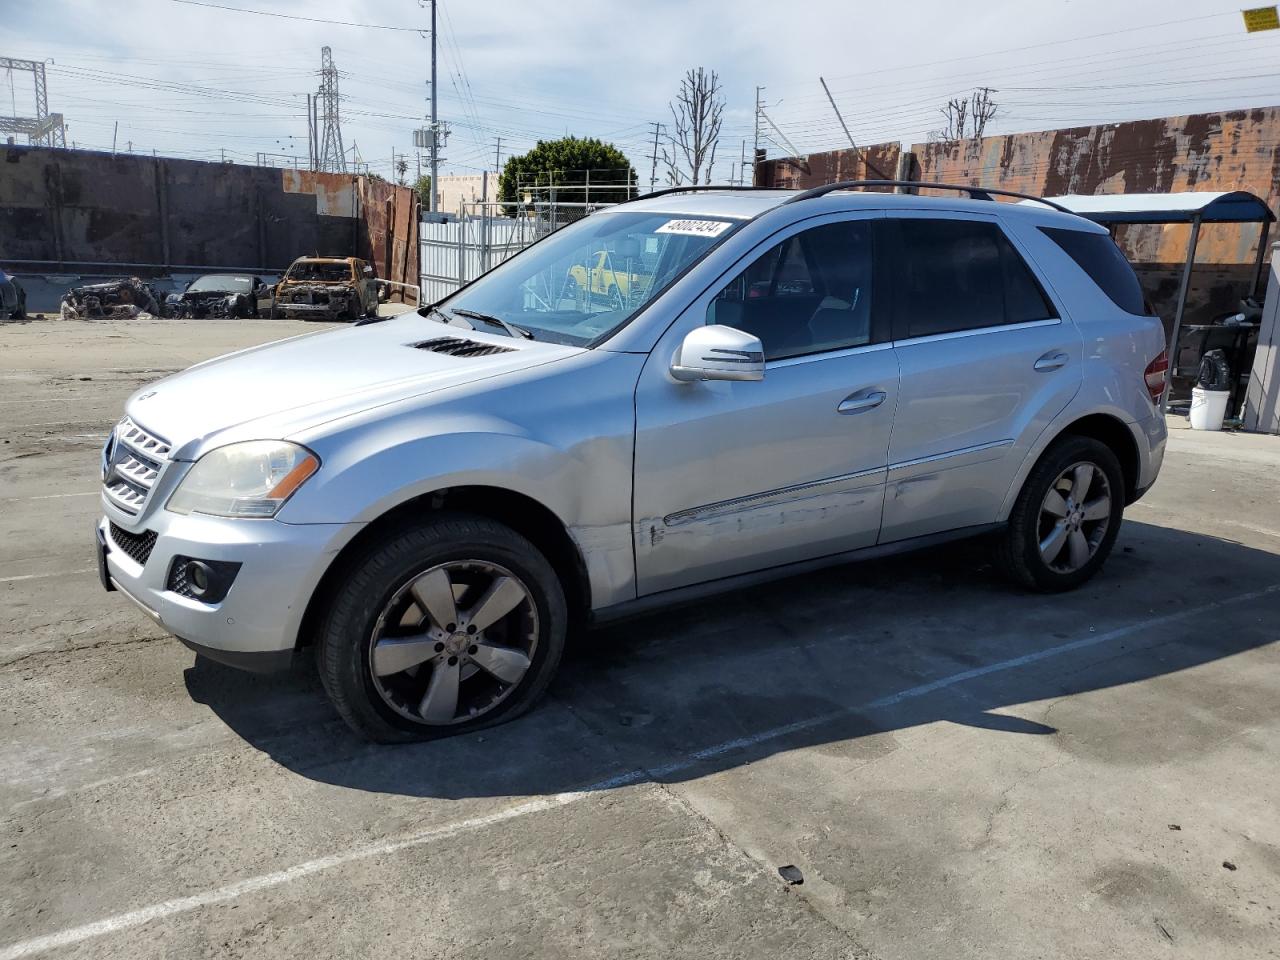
[419,200,617,304]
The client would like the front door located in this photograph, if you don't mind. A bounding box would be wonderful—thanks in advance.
[632,212,900,596]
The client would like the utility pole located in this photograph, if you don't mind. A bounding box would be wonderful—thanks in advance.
[111,120,118,156]
[493,136,502,176]
[648,121,663,190]
[752,86,763,186]
[739,140,746,186]
[757,105,802,160]
[819,76,891,180]
[428,0,439,212]
[306,93,313,170]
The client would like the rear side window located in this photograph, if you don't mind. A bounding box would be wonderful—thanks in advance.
[891,219,1056,338]
[1040,226,1147,315]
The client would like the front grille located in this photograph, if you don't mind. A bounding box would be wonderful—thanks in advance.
[103,417,171,515]
[109,522,158,567]
[410,336,515,358]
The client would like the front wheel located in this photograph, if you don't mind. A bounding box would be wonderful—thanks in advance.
[995,435,1124,592]
[315,514,567,742]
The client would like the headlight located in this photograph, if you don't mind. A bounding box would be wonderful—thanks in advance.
[166,440,319,518]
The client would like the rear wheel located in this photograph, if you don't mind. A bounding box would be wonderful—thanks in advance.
[996,435,1124,592]
[315,514,567,742]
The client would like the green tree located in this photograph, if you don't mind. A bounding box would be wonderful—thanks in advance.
[413,175,432,207]
[498,137,636,207]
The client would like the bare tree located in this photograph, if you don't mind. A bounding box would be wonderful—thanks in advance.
[662,67,725,185]
[932,87,999,143]
[970,86,998,140]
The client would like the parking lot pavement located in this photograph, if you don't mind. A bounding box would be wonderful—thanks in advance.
[2,318,1278,959]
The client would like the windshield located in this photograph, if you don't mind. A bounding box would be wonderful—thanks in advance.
[286,261,353,283]
[187,275,254,294]
[440,211,738,346]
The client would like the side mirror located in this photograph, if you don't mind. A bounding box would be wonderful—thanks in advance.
[671,325,765,382]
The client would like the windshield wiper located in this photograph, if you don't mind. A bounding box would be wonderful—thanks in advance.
[418,304,475,330]
[450,307,533,340]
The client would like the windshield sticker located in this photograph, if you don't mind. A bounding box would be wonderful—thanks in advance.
[655,219,733,238]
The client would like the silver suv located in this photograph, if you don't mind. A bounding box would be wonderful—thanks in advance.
[95,183,1169,742]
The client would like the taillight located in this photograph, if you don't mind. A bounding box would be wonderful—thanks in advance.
[1144,350,1169,405]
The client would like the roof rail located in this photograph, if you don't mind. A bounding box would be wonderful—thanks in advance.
[784,180,1072,214]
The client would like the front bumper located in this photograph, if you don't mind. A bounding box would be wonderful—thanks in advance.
[278,302,342,316]
[97,510,355,670]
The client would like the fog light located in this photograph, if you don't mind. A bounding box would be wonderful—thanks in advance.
[187,560,212,597]
[167,556,241,604]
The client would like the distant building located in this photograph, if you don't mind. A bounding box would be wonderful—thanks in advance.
[432,173,499,214]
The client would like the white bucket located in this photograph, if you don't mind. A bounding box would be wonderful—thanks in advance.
[1189,387,1230,430]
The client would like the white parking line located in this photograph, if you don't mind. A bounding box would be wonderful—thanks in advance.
[0,568,96,585]
[1,581,1277,959]
[2,492,98,504]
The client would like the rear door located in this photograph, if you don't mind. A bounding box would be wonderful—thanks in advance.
[879,213,1083,543]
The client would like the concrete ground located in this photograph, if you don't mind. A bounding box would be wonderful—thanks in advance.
[2,317,1278,960]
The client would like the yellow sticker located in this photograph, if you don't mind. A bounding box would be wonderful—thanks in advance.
[1243,5,1279,32]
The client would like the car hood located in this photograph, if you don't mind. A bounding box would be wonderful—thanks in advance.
[123,312,582,459]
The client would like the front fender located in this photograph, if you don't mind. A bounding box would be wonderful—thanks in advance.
[276,360,641,609]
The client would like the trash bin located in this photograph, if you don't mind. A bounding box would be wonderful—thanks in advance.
[1189,386,1230,430]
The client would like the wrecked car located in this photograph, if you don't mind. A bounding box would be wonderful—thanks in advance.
[165,274,274,319]
[1,269,26,320]
[60,277,164,320]
[271,256,380,321]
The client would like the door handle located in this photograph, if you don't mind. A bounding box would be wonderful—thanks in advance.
[838,390,888,415]
[1034,351,1070,372]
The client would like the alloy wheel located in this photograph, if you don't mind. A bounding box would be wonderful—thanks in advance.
[1037,461,1112,574]
[368,560,538,725]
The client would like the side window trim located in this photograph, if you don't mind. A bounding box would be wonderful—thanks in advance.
[884,213,1060,343]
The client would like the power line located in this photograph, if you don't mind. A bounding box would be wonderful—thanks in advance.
[168,0,426,32]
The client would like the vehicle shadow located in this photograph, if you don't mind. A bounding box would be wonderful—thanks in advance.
[185,520,1280,800]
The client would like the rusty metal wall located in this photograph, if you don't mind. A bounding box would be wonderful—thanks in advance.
[0,146,418,288]
[908,107,1280,266]
[754,142,902,189]
[757,107,1280,266]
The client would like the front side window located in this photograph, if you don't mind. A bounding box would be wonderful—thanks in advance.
[442,212,738,346]
[707,220,875,361]
[892,219,1056,338]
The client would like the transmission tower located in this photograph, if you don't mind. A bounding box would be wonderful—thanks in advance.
[316,46,346,173]
[0,56,66,148]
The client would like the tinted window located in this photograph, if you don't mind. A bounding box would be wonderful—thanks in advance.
[707,221,875,361]
[893,220,1056,338]
[1041,226,1147,315]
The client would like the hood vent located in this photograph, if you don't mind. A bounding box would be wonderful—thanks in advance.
[410,336,516,358]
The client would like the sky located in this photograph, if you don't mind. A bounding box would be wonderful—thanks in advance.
[5,0,1280,187]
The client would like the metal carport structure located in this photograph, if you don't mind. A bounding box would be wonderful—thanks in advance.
[1040,191,1275,411]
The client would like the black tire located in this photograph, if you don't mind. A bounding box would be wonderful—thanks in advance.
[315,513,568,742]
[995,435,1125,592]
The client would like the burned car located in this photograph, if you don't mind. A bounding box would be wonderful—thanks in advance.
[272,256,379,321]
[1,270,26,320]
[166,274,273,319]
[60,277,164,320]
